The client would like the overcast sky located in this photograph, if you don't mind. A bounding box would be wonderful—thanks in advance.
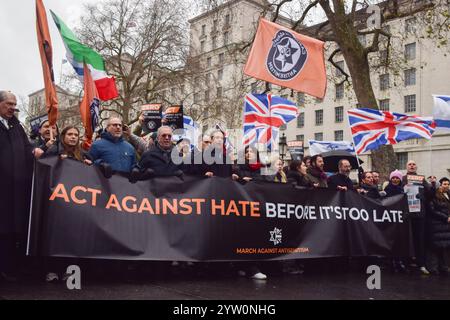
[0,0,102,101]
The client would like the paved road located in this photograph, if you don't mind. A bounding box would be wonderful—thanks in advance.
[1,261,449,300]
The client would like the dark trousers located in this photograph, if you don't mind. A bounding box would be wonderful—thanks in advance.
[411,218,426,267]
[0,234,17,273]
[427,246,448,272]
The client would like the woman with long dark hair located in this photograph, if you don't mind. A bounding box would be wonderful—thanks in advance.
[234,145,264,183]
[59,126,92,165]
[287,159,314,188]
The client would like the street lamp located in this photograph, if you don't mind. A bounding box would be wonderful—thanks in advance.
[278,133,287,161]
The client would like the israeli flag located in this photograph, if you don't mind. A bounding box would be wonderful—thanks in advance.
[432,95,450,132]
[172,115,200,148]
[308,140,355,156]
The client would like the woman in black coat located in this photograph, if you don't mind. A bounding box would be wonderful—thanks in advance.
[286,159,314,188]
[234,145,264,183]
[384,170,404,197]
[427,177,450,275]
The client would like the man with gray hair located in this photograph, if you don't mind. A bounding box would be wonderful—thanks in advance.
[138,126,182,177]
[0,91,35,281]
[88,116,136,178]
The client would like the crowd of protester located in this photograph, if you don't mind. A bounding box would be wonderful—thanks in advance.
[1,90,449,284]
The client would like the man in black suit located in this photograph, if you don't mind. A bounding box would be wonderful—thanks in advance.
[0,91,36,282]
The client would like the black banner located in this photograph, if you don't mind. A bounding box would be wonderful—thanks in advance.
[28,157,412,261]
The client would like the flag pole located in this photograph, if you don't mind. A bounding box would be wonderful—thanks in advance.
[346,108,363,183]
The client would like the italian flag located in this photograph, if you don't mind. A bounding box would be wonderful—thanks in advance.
[50,10,118,101]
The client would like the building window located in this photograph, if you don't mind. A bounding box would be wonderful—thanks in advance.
[380,49,388,63]
[212,36,217,49]
[204,90,210,102]
[180,85,185,94]
[335,106,344,123]
[251,82,258,93]
[397,152,408,170]
[171,88,176,97]
[404,68,416,86]
[201,24,206,36]
[206,72,211,83]
[217,87,222,98]
[219,53,224,64]
[213,20,218,32]
[218,69,223,81]
[335,83,344,99]
[358,34,366,46]
[225,14,231,27]
[297,92,305,106]
[224,32,229,46]
[405,43,416,60]
[379,99,390,111]
[207,57,212,67]
[334,130,344,141]
[379,74,390,91]
[405,18,416,33]
[297,112,304,128]
[194,93,200,103]
[200,40,205,53]
[314,132,323,141]
[404,95,416,113]
[335,60,345,77]
[315,109,323,126]
[296,134,304,142]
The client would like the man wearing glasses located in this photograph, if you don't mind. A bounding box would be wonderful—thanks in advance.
[88,117,136,178]
[327,159,354,191]
[138,126,183,177]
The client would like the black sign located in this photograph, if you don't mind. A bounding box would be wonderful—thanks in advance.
[163,105,184,131]
[28,157,412,261]
[287,140,304,161]
[141,104,162,134]
[29,114,48,137]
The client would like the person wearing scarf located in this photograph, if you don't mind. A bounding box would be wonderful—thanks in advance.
[384,170,404,197]
[234,145,264,184]
[306,154,328,188]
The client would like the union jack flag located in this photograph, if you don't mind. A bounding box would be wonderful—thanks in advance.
[243,93,297,150]
[348,108,436,154]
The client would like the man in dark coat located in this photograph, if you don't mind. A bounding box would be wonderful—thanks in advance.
[328,159,354,191]
[0,91,35,281]
[306,154,328,188]
[402,160,433,275]
[139,126,182,177]
[190,130,236,179]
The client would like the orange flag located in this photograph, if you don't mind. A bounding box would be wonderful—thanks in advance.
[36,0,59,125]
[80,62,100,150]
[244,18,327,99]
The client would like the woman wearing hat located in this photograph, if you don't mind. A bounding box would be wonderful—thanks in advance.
[384,170,407,273]
[384,170,404,197]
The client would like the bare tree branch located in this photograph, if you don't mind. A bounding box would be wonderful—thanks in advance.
[328,48,350,86]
